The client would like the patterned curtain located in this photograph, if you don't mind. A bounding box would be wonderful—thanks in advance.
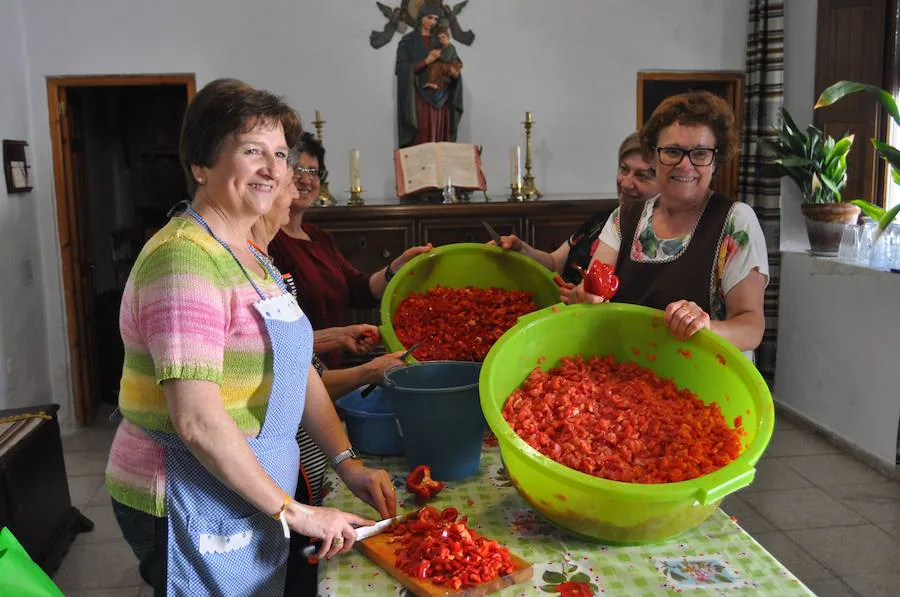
[738,0,784,387]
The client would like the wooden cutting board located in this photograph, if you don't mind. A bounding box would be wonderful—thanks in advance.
[357,531,533,597]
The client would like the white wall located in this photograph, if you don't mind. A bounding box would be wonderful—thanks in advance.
[780,0,817,251]
[774,254,900,470]
[777,0,899,470]
[0,0,51,411]
[16,0,748,424]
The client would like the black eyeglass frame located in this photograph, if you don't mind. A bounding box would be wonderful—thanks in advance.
[653,146,719,167]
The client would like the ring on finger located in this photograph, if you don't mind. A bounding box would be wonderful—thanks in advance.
[334,537,345,546]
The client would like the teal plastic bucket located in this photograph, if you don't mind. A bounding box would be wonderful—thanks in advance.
[384,361,484,481]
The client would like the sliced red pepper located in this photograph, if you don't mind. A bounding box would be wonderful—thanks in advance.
[406,465,445,502]
[389,507,516,590]
[393,286,538,362]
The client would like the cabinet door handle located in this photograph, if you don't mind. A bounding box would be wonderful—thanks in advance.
[382,249,392,259]
[358,236,368,249]
[465,233,476,243]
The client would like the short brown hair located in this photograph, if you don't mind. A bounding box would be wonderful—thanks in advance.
[179,78,301,197]
[618,132,642,162]
[639,91,738,162]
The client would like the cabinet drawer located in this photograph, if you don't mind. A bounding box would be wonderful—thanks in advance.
[526,216,584,253]
[327,222,415,274]
[419,217,522,247]
[527,208,613,253]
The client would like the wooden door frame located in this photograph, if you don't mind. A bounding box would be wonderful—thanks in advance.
[46,73,196,425]
[635,70,745,199]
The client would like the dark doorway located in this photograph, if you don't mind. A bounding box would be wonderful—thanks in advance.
[48,75,194,424]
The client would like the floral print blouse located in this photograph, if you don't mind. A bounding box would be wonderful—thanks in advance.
[597,196,769,321]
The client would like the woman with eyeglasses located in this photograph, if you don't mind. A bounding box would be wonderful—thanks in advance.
[569,91,769,356]
[492,132,658,287]
[268,132,432,372]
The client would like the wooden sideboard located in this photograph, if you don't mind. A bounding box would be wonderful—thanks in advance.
[304,198,617,343]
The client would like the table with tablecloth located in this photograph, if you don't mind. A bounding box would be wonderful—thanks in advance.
[317,446,813,596]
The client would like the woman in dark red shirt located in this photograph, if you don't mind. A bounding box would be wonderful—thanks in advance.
[269,132,431,369]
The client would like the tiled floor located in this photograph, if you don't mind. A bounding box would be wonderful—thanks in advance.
[54,409,152,597]
[51,408,900,596]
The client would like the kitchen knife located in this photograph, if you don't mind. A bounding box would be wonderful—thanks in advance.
[360,341,422,398]
[300,512,411,558]
[481,219,503,247]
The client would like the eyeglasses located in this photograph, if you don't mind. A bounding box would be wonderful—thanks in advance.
[654,146,718,167]
[293,166,321,179]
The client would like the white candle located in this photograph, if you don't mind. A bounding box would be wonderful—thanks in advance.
[510,146,522,187]
[349,148,360,190]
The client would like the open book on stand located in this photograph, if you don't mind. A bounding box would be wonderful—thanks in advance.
[395,142,487,197]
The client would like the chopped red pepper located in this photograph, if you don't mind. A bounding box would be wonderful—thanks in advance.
[575,262,619,300]
[502,356,743,484]
[406,465,445,502]
[389,507,515,590]
[393,286,538,362]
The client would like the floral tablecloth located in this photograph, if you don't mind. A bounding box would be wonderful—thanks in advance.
[317,447,813,596]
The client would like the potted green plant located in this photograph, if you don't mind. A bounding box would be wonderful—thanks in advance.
[815,81,900,244]
[760,107,857,254]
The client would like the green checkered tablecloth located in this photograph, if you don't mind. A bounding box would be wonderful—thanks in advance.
[317,447,814,596]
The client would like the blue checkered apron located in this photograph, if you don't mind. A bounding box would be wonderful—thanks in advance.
[151,207,311,596]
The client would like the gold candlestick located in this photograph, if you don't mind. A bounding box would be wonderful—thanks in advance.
[508,182,525,202]
[348,186,365,206]
[522,111,543,201]
[311,110,336,207]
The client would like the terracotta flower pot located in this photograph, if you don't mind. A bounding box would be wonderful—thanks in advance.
[801,203,861,255]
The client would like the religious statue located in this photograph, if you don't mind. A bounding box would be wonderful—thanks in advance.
[371,1,474,49]
[395,2,465,147]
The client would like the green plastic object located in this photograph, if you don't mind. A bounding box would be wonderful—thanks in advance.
[379,243,560,357]
[0,527,66,596]
[479,303,774,545]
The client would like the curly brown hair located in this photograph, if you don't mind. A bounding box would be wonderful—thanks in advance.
[639,91,738,162]
[179,78,301,198]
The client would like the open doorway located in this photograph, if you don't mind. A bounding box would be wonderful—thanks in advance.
[47,74,195,426]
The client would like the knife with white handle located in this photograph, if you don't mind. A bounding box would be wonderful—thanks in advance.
[300,513,408,558]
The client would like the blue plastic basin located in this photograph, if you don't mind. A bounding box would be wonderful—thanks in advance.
[383,361,484,481]
[335,387,404,456]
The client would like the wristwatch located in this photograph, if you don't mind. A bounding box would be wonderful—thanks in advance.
[330,447,360,469]
[384,263,396,282]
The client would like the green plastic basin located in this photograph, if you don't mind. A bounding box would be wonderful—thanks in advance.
[480,303,774,545]
[379,243,560,357]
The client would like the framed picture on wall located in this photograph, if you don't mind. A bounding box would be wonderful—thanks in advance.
[3,140,33,194]
[636,71,744,199]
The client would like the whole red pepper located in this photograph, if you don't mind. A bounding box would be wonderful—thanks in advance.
[406,464,445,502]
[576,262,619,300]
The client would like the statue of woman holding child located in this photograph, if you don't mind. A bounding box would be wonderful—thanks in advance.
[395,2,464,148]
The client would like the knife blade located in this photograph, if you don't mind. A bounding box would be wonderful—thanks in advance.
[481,219,503,246]
[300,512,411,558]
[360,341,422,398]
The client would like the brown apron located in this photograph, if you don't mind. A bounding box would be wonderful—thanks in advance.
[612,193,733,313]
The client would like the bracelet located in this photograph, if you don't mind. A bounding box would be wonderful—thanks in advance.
[273,492,292,539]
[272,492,291,520]
[384,263,396,282]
